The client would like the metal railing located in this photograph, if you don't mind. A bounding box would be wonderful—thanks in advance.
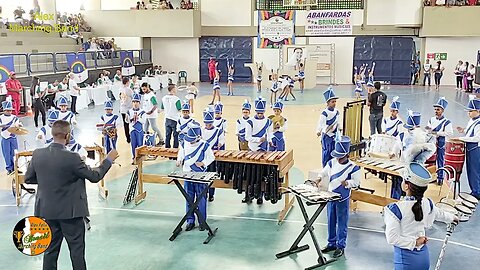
[0,49,152,76]
[256,0,364,10]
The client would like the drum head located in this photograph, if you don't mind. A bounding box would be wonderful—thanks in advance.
[440,198,456,206]
[455,204,472,216]
[459,192,479,205]
[436,202,457,215]
[461,200,476,210]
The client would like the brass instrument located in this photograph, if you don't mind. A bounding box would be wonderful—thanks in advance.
[268,115,285,129]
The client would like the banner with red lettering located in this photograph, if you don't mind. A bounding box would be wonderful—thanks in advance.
[305,10,353,36]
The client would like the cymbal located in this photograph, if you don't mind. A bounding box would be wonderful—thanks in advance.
[7,127,29,136]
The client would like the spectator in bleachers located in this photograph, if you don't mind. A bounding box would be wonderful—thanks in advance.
[13,6,27,26]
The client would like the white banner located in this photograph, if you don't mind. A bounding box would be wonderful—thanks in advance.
[305,10,353,36]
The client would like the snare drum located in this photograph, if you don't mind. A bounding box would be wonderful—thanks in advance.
[459,192,478,206]
[436,202,457,215]
[368,134,397,158]
[454,204,472,222]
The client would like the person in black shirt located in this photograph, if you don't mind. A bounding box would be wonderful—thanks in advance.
[368,82,387,135]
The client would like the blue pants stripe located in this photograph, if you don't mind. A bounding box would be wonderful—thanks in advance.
[327,199,350,249]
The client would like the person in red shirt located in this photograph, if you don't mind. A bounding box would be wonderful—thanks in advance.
[5,72,23,115]
[208,57,217,84]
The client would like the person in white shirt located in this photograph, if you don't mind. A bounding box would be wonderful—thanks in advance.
[141,83,165,146]
[384,163,457,270]
[120,77,133,143]
[422,59,432,87]
[185,82,198,113]
[68,73,80,114]
[454,60,464,90]
[161,85,181,148]
[466,64,476,93]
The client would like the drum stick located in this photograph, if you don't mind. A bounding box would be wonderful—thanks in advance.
[434,223,457,270]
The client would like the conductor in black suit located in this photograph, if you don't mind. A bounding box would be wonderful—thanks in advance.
[25,120,119,270]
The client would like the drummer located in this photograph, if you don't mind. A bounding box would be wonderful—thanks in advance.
[426,97,453,185]
[0,97,23,175]
[98,100,121,153]
[384,162,458,270]
[456,95,480,200]
[37,109,59,146]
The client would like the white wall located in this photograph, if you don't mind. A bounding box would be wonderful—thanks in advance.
[151,37,199,82]
[424,37,480,86]
[56,0,83,13]
[100,0,133,10]
[366,0,396,26]
[201,0,251,26]
[99,37,142,49]
[394,0,422,27]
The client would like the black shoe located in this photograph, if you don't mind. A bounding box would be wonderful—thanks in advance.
[199,225,206,231]
[256,198,263,205]
[185,223,195,231]
[7,170,13,175]
[241,197,252,204]
[75,112,79,115]
[333,248,344,258]
[321,246,336,253]
[17,170,23,174]
[156,141,165,147]
[208,102,214,105]
[208,196,214,202]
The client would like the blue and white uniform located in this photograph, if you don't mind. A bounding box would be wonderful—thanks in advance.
[177,124,215,226]
[67,138,87,160]
[0,99,20,173]
[316,87,339,167]
[354,81,363,96]
[202,108,225,199]
[228,68,234,82]
[268,100,287,151]
[36,110,59,146]
[270,80,280,93]
[99,101,121,153]
[177,111,195,145]
[127,93,146,159]
[288,77,295,88]
[57,96,77,136]
[317,136,360,250]
[213,77,220,91]
[236,100,251,150]
[298,70,305,80]
[458,96,480,198]
[213,102,227,150]
[426,97,453,184]
[245,97,272,152]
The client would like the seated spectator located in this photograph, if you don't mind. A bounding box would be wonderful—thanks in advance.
[14,6,27,25]
[187,0,193,9]
[168,1,174,9]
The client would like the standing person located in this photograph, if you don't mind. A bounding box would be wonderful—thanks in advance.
[456,95,480,199]
[24,120,118,270]
[0,97,22,175]
[298,62,305,93]
[208,57,217,84]
[466,63,475,93]
[316,86,340,167]
[227,60,235,96]
[422,59,432,87]
[368,82,387,136]
[30,76,46,128]
[256,62,263,93]
[236,100,251,150]
[119,77,133,143]
[68,73,81,115]
[308,136,360,258]
[208,69,221,105]
[185,82,198,113]
[98,100,121,153]
[384,163,457,270]
[454,60,464,90]
[433,61,444,90]
[127,93,146,162]
[141,83,165,146]
[425,97,453,185]
[177,101,195,145]
[176,123,215,231]
[270,70,280,106]
[45,80,59,110]
[410,60,419,85]
[462,62,470,91]
[268,100,287,151]
[161,84,181,148]
[5,71,23,115]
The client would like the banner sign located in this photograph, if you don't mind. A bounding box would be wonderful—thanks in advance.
[427,53,447,61]
[66,53,88,83]
[120,51,136,76]
[258,10,295,48]
[0,56,15,83]
[305,10,353,36]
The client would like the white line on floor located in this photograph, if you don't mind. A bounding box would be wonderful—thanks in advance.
[2,204,479,251]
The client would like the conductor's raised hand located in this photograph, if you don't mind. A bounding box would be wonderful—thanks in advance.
[106,149,119,162]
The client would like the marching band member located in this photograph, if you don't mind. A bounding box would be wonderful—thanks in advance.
[213,102,227,145]
[57,96,77,136]
[54,76,69,109]
[185,82,198,113]
[236,100,251,151]
[316,86,340,167]
[384,162,457,270]
[201,107,225,202]
[0,97,22,175]
[268,100,287,151]
[270,70,280,106]
[45,80,59,110]
[425,97,453,185]
[256,62,263,93]
[127,93,146,162]
[176,123,215,231]
[298,62,305,93]
[177,101,195,146]
[37,109,59,146]
[130,75,140,93]
[244,96,272,204]
[366,62,376,93]
[209,65,221,105]
[98,100,121,153]
[456,95,480,199]
[66,137,88,161]
[309,136,360,258]
[227,60,235,96]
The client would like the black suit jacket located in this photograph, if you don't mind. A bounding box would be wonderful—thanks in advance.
[25,143,112,219]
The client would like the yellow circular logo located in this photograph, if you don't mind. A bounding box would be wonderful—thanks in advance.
[12,216,52,256]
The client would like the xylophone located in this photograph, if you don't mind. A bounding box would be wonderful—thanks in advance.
[286,184,341,204]
[167,171,218,182]
[13,145,108,206]
[354,157,406,177]
[132,146,295,222]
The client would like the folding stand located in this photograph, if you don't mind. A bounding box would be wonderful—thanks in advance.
[276,194,336,270]
[168,178,218,244]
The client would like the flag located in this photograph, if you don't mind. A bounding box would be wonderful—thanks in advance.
[0,56,15,83]
[120,51,135,76]
[66,53,88,83]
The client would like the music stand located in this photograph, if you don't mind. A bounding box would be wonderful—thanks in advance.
[168,177,218,244]
[276,189,339,270]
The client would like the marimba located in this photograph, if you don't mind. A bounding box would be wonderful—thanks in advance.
[13,145,108,206]
[132,146,295,223]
